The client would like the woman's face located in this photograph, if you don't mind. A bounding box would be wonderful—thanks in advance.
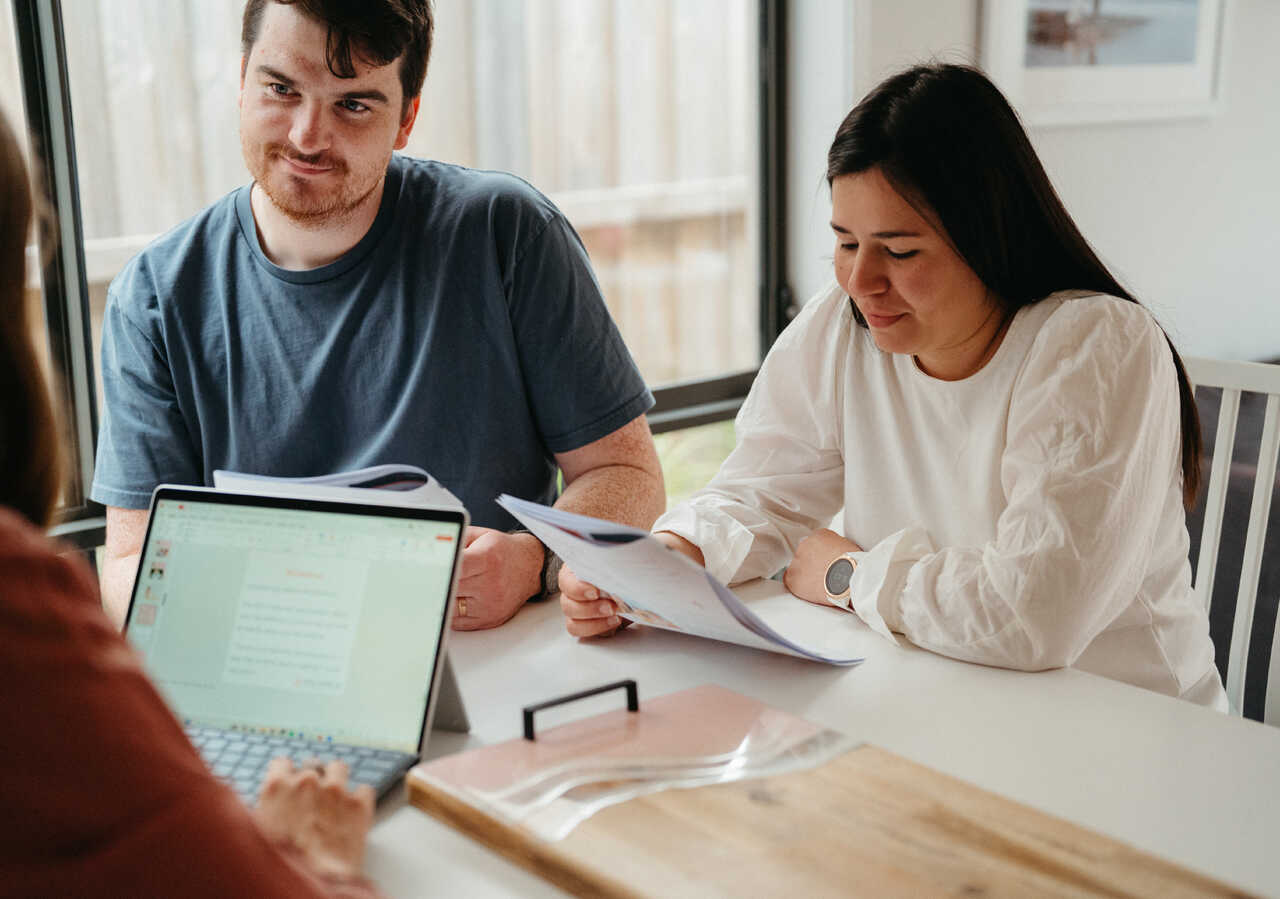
[830,168,1005,380]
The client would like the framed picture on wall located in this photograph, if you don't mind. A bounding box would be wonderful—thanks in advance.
[981,0,1227,126]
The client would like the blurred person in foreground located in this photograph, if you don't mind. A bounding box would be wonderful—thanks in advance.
[0,111,387,898]
[558,64,1226,711]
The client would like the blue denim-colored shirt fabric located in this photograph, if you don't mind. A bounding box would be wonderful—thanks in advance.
[90,155,653,529]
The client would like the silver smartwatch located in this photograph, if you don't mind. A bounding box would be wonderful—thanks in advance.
[823,552,859,606]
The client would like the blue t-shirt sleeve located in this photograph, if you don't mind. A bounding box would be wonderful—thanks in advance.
[506,212,654,455]
[90,283,202,509]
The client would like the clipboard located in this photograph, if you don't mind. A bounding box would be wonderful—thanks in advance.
[407,684,1246,898]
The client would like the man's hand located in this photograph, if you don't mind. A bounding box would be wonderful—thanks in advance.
[784,528,862,606]
[253,758,375,881]
[102,507,149,629]
[454,527,544,630]
[557,531,704,639]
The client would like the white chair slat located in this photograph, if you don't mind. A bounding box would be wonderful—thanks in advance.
[1195,388,1241,613]
[1226,394,1280,713]
[1183,356,1280,724]
[1270,607,1280,725]
[1185,356,1280,396]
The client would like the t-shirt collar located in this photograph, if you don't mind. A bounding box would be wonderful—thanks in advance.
[234,154,405,285]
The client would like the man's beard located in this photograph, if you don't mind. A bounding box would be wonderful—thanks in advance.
[243,140,380,228]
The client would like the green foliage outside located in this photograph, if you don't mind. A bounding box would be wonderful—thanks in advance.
[654,419,737,511]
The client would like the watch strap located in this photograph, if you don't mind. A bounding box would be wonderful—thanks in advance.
[511,529,561,602]
[539,548,564,601]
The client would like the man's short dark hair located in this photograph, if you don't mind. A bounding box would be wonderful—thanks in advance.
[242,0,433,112]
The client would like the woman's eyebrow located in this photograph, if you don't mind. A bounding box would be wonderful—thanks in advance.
[829,222,922,239]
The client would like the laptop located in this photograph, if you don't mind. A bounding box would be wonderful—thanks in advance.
[124,486,470,803]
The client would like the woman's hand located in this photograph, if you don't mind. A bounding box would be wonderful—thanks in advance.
[253,758,375,880]
[558,531,705,638]
[784,528,862,606]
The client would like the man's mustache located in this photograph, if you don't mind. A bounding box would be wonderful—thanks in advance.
[267,144,344,170]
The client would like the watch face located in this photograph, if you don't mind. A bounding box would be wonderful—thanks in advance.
[824,557,855,596]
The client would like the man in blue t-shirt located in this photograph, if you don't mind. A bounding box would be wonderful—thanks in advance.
[92,0,665,630]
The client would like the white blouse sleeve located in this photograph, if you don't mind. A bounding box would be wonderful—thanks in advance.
[654,286,849,585]
[847,297,1187,670]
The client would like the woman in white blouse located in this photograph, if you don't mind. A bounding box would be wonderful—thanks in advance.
[559,63,1226,709]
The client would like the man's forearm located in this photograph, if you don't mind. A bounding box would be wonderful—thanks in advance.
[553,463,665,530]
[101,553,140,630]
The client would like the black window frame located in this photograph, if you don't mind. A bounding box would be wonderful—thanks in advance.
[12,0,792,549]
[11,0,104,549]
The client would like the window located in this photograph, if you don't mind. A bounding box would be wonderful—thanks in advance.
[653,420,738,509]
[5,0,790,543]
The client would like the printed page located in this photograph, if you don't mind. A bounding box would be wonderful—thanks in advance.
[729,578,884,662]
[498,496,863,665]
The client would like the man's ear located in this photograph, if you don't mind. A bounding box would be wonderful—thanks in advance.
[394,95,422,150]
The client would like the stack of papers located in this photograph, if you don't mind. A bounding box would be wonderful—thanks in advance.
[498,495,866,666]
[212,463,462,510]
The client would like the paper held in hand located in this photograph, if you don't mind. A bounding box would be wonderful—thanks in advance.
[497,495,869,666]
[212,463,463,510]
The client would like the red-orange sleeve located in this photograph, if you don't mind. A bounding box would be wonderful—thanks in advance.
[0,509,383,899]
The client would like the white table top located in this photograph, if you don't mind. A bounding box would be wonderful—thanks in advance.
[367,597,1280,898]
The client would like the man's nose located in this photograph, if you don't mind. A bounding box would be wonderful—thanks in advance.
[288,101,329,155]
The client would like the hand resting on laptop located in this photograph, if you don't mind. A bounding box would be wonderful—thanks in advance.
[255,758,376,881]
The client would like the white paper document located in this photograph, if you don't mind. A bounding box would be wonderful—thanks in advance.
[497,495,867,666]
[213,463,463,510]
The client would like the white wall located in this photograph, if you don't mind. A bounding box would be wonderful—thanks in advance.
[788,0,1280,361]
[785,0,860,308]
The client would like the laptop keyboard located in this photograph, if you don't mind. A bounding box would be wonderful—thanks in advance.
[185,725,412,803]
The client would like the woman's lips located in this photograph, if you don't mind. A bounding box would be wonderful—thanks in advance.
[864,311,906,328]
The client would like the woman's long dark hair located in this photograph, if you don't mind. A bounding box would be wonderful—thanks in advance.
[828,63,1200,506]
[0,112,63,527]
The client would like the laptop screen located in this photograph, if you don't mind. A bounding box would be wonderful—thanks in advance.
[125,490,464,755]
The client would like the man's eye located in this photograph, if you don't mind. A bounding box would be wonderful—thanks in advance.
[839,242,858,251]
[339,99,369,113]
[887,249,918,260]
[268,83,292,96]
